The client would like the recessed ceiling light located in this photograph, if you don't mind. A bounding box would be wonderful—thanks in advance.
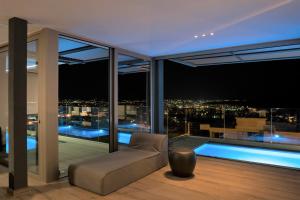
[210,32,214,36]
[202,34,206,37]
[194,35,199,39]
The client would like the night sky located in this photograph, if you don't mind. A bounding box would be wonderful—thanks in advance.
[164,59,300,107]
[59,60,148,101]
[59,59,300,107]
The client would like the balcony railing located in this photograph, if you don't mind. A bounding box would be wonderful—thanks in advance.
[165,105,300,146]
[58,105,150,144]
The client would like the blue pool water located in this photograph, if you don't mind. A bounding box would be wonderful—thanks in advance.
[59,126,108,138]
[194,143,300,169]
[5,126,132,153]
[118,133,131,144]
[6,133,37,153]
[58,126,131,144]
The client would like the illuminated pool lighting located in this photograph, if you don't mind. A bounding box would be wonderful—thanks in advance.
[194,143,300,169]
[274,134,280,138]
[194,35,199,39]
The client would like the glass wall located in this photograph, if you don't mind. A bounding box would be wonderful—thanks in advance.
[0,49,8,165]
[165,59,300,147]
[118,54,151,145]
[0,40,39,174]
[167,105,300,145]
[58,36,110,176]
[27,40,39,174]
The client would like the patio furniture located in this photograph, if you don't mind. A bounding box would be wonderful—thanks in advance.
[169,148,196,177]
[68,133,168,195]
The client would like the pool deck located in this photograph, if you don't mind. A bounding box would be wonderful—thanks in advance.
[58,135,109,177]
[1,156,300,200]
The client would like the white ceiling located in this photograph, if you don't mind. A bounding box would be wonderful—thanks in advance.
[0,0,300,57]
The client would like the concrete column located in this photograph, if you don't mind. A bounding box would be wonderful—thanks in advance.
[8,17,28,191]
[151,60,164,134]
[38,28,59,182]
[109,48,118,152]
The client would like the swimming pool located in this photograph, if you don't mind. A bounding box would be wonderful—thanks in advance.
[5,126,132,153]
[6,133,37,153]
[59,126,108,138]
[58,125,131,144]
[194,143,300,169]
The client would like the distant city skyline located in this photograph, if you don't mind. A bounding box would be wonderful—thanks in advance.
[59,59,300,108]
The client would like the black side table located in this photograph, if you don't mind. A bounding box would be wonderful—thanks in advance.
[169,148,196,177]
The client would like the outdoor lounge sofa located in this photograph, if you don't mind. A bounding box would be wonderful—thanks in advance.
[68,133,168,195]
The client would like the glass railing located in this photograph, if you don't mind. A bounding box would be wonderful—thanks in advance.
[118,105,151,145]
[58,105,111,143]
[58,105,151,145]
[165,102,300,146]
[268,108,300,145]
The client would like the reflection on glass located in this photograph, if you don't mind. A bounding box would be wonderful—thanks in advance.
[27,40,39,174]
[118,54,151,145]
[0,50,8,164]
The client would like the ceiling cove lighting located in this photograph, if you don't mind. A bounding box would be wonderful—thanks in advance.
[194,33,215,39]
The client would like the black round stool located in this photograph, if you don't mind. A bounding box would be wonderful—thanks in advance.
[169,148,196,177]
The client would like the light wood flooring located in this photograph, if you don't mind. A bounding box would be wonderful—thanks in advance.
[1,156,300,200]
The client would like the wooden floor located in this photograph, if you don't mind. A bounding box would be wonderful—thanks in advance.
[1,157,300,200]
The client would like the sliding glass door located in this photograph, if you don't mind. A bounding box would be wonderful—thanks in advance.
[27,40,39,174]
[0,49,8,165]
[58,36,110,176]
[0,40,39,174]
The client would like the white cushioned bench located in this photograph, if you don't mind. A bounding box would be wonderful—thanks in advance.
[68,133,168,195]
